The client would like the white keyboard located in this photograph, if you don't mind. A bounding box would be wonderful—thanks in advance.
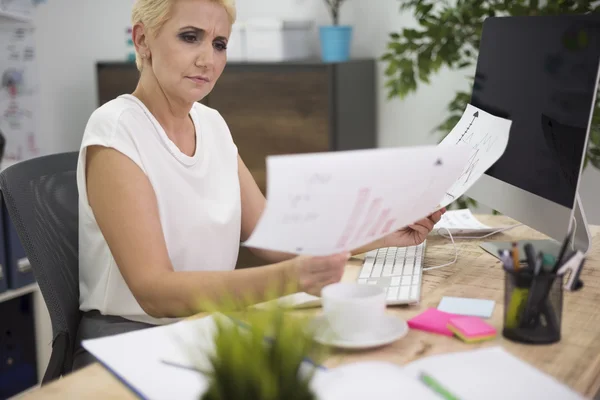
[356,241,425,305]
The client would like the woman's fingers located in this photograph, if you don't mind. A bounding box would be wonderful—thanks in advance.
[412,217,435,231]
[409,223,431,236]
[295,252,349,295]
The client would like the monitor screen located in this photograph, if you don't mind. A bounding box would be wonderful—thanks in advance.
[471,14,600,209]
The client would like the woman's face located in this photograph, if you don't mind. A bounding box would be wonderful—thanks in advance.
[140,0,230,104]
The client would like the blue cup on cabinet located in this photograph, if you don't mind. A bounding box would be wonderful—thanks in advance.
[319,25,352,63]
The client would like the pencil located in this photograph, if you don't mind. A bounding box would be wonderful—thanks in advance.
[512,242,520,271]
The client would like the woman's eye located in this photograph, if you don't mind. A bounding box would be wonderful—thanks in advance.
[180,33,197,43]
[214,41,227,51]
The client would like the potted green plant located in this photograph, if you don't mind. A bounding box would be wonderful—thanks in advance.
[381,0,600,209]
[189,291,329,400]
[319,0,352,62]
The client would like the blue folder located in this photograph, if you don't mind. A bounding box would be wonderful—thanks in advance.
[0,196,8,294]
[1,202,34,289]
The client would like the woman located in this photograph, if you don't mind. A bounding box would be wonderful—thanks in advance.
[73,0,444,369]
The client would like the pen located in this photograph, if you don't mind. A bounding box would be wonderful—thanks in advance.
[553,229,573,273]
[160,359,202,374]
[512,242,520,271]
[524,243,536,272]
[534,252,543,276]
[419,372,462,400]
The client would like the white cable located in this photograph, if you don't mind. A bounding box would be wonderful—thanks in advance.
[424,216,579,272]
[570,215,577,253]
[423,223,523,272]
[423,227,458,271]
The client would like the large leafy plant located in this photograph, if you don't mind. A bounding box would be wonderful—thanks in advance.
[382,0,600,209]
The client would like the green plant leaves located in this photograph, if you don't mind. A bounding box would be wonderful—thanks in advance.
[200,306,325,400]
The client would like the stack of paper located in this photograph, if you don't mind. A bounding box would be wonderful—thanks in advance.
[243,104,512,257]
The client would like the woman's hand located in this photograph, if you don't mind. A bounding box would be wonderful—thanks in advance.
[381,208,446,248]
[291,253,350,296]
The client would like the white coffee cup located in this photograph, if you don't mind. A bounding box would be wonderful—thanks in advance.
[321,282,386,342]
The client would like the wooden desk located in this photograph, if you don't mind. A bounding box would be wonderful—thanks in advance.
[21,216,600,399]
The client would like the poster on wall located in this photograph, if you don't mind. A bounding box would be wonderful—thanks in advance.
[0,20,40,165]
[0,0,34,17]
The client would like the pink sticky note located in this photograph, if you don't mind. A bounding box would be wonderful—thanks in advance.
[448,316,497,339]
[407,308,458,336]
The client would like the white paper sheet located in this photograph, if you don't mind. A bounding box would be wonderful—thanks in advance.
[82,315,325,400]
[244,145,470,256]
[438,104,512,208]
[82,316,216,400]
[401,347,585,400]
[311,361,438,400]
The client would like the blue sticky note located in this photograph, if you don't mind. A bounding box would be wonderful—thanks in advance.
[438,296,495,318]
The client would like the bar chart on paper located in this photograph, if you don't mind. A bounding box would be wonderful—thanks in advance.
[243,145,471,256]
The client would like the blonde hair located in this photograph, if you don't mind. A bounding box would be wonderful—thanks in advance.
[131,0,237,70]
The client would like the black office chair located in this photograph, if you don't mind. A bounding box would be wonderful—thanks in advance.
[0,151,80,384]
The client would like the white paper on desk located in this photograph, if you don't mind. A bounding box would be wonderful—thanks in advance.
[438,104,512,208]
[401,347,585,400]
[82,316,217,400]
[434,209,493,232]
[82,315,325,400]
[244,145,470,256]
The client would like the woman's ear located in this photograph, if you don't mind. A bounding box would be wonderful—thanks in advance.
[132,23,150,60]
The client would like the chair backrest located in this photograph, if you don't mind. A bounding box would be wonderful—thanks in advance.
[0,151,80,378]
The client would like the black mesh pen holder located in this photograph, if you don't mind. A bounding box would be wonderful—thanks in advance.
[502,269,563,344]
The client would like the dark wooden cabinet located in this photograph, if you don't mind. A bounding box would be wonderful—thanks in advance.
[96,59,377,267]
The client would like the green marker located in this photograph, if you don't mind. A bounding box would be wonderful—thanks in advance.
[419,372,461,400]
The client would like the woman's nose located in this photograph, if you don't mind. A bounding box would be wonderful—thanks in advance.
[195,42,214,68]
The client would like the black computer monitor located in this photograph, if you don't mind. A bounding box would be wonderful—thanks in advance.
[465,14,600,255]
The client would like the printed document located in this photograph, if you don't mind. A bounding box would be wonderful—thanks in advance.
[438,104,512,208]
[244,145,470,256]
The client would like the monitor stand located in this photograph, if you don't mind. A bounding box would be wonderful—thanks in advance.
[479,193,591,263]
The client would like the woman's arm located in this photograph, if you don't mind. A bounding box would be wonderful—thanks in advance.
[238,155,297,263]
[86,146,344,319]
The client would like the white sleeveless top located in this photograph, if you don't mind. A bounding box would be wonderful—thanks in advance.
[76,94,241,325]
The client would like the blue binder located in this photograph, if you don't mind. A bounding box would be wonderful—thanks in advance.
[2,202,34,289]
[0,196,8,294]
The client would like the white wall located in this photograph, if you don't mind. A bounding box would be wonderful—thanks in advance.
[33,0,135,155]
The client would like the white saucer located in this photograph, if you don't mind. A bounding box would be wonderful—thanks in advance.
[308,314,409,349]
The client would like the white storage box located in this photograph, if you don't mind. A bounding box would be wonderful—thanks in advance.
[245,19,314,62]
